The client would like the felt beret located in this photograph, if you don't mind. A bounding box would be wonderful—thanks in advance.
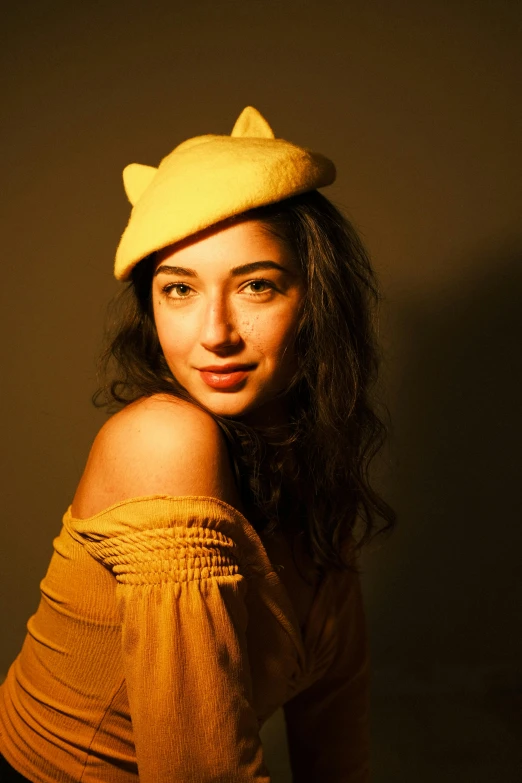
[114,106,336,281]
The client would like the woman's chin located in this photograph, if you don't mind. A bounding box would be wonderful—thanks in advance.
[205,394,288,428]
[190,389,263,419]
[178,377,285,422]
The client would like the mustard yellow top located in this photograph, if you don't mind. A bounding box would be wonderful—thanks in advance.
[0,496,369,782]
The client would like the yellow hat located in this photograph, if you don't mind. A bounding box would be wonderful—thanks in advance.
[114,106,336,281]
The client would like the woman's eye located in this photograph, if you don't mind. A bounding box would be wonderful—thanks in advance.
[161,279,275,300]
[244,279,275,294]
[163,283,192,298]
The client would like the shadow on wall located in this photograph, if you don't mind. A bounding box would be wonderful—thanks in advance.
[364,240,522,781]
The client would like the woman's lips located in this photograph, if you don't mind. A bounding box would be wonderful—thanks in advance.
[199,368,253,390]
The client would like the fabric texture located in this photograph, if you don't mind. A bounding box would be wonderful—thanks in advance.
[0,495,369,782]
[114,106,336,281]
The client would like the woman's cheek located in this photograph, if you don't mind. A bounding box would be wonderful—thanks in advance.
[155,307,194,353]
[268,309,301,353]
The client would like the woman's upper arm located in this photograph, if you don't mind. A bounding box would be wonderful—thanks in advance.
[71,396,240,518]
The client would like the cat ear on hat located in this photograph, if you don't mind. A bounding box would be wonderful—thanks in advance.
[123,163,157,206]
[231,106,275,139]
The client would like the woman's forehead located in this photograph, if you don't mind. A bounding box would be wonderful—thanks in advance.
[154,218,297,274]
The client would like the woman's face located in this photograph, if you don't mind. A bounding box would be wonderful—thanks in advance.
[152,218,305,419]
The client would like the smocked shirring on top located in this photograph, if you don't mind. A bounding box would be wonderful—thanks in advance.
[62,494,277,576]
[84,525,242,585]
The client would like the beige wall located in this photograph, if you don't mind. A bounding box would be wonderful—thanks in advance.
[1,0,520,719]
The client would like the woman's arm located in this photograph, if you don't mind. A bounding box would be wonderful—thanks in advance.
[108,519,269,782]
[72,395,269,782]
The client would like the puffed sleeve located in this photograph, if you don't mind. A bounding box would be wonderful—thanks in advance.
[283,566,370,783]
[84,515,271,783]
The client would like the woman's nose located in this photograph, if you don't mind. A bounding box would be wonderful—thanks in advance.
[199,298,241,352]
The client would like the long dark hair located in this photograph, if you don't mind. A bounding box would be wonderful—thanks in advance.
[93,190,396,580]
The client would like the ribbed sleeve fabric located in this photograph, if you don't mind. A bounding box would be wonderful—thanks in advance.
[79,507,271,782]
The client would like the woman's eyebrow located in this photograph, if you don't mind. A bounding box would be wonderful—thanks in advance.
[153,260,291,278]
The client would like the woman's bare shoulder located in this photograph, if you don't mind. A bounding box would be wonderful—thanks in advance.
[71,394,239,519]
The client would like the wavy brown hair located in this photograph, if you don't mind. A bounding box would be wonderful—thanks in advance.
[93,190,396,581]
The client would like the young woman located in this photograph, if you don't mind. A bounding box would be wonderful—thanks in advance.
[0,106,395,782]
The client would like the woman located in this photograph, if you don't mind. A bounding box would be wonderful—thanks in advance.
[0,106,395,782]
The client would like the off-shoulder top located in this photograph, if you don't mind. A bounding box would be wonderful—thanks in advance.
[0,496,369,782]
